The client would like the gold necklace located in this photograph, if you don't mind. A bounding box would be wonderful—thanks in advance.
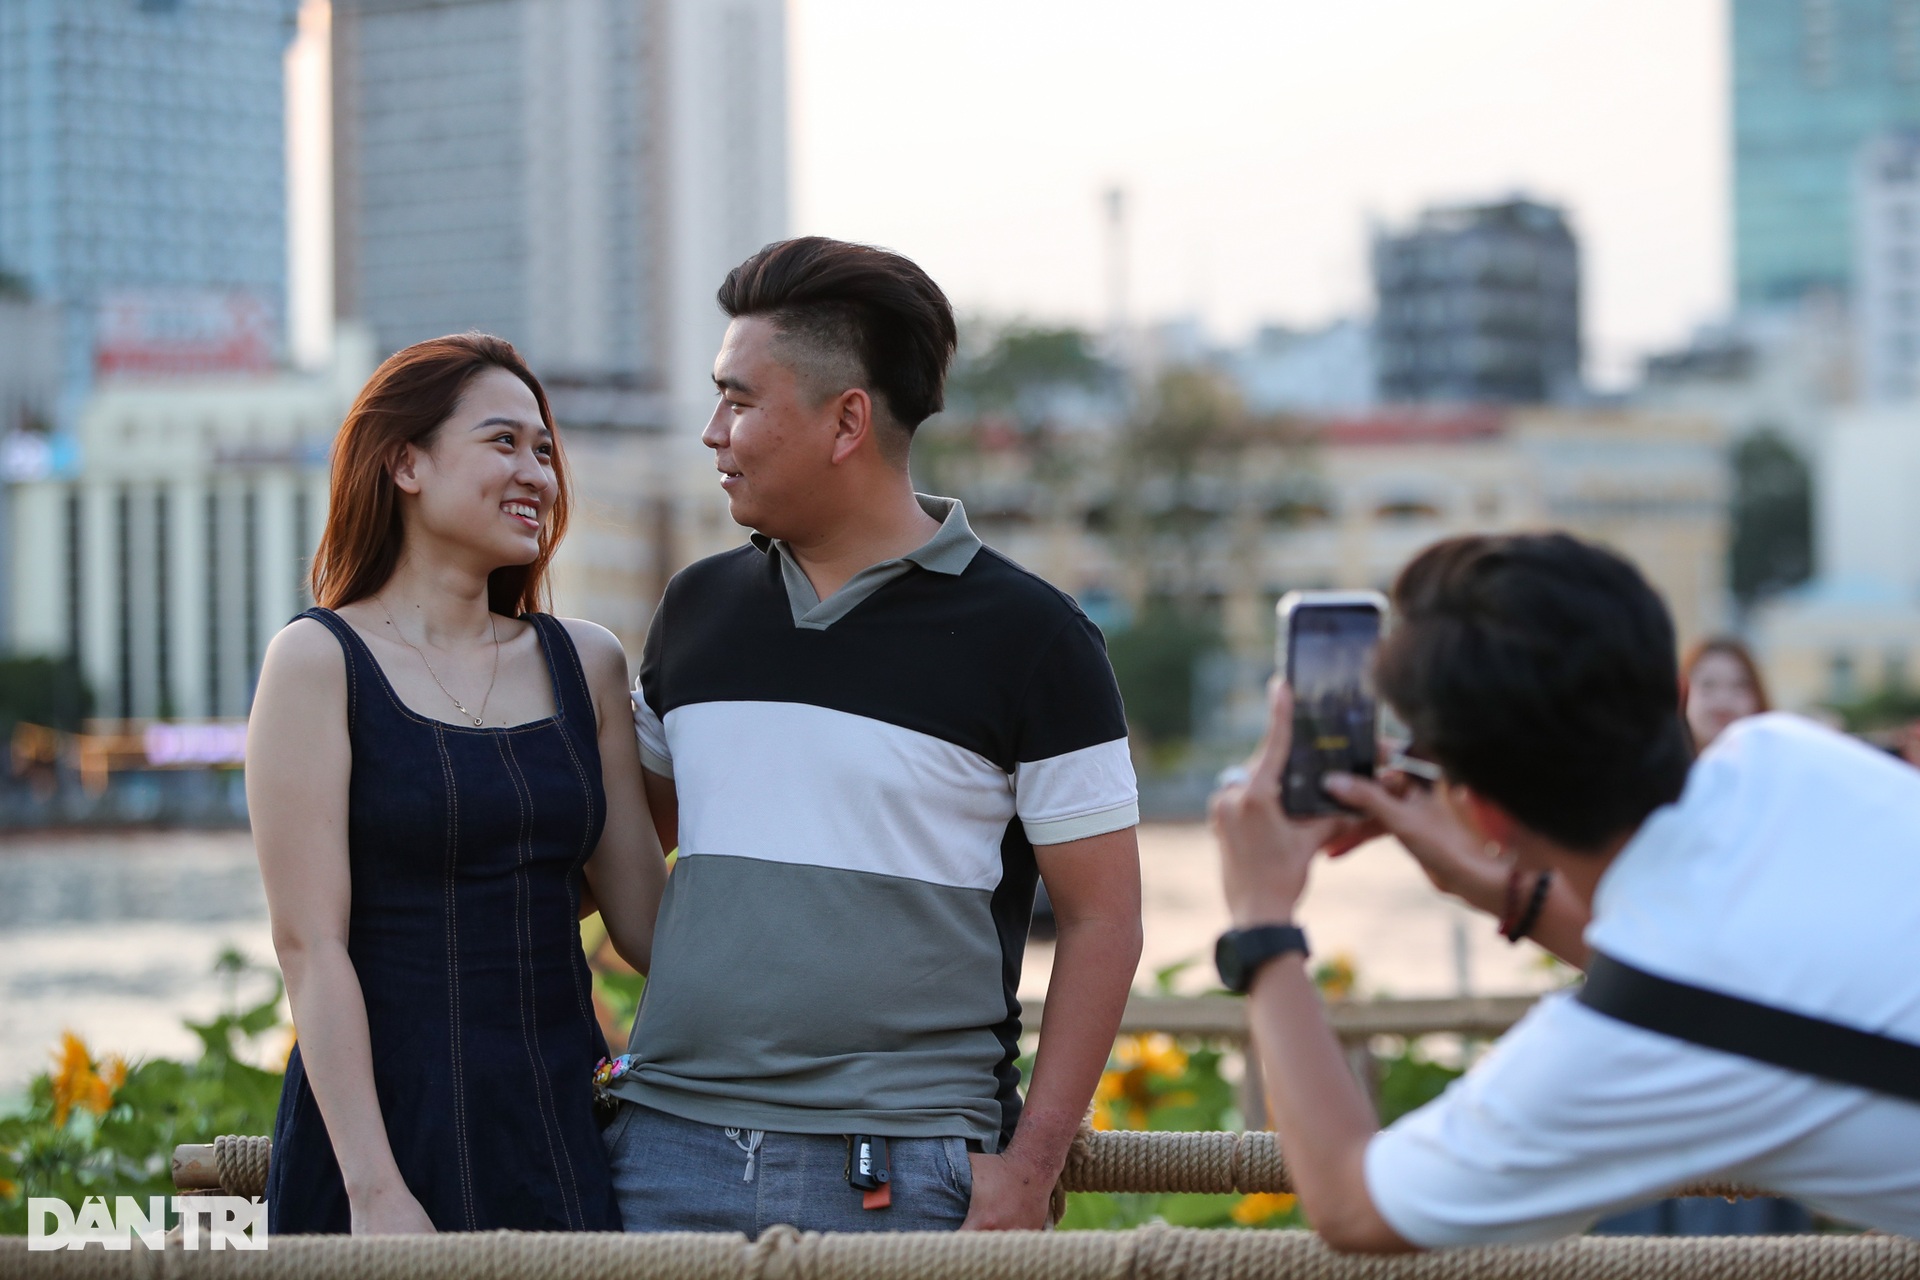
[375,598,501,727]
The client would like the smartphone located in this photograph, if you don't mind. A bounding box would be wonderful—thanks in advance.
[1277,590,1387,816]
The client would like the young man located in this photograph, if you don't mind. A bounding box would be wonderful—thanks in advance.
[604,237,1144,1235]
[1210,533,1920,1248]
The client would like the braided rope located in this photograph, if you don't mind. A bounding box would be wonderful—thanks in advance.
[175,1129,1770,1203]
[6,1224,1918,1279]
[1053,1122,1765,1201]
[214,1132,273,1200]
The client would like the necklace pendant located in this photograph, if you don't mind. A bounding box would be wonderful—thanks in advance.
[471,715,484,727]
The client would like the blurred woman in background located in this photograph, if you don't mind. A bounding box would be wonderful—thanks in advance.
[248,334,666,1234]
[1681,637,1770,751]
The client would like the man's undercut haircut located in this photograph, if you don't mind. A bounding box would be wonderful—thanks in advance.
[717,237,959,449]
[1374,533,1692,853]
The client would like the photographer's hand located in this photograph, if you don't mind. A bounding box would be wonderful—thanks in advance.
[1209,679,1413,1254]
[1323,772,1506,910]
[1211,680,1356,926]
[1324,772,1592,968]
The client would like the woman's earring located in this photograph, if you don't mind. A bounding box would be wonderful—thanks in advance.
[1483,840,1505,860]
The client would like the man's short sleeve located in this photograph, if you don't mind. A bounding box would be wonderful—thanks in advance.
[633,601,672,778]
[1011,614,1138,846]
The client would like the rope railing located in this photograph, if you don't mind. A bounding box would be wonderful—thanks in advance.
[6,1223,1916,1279]
[1025,992,1543,1042]
[167,995,1541,1200]
[172,1126,1771,1205]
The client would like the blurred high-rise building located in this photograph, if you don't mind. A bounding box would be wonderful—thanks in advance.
[1371,198,1582,405]
[1733,0,1920,308]
[0,0,298,418]
[331,0,784,424]
[1853,131,1920,399]
[330,0,788,644]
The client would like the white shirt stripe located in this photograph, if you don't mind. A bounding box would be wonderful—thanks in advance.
[658,700,1136,889]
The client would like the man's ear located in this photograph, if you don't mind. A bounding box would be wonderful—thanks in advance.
[1447,782,1518,851]
[828,387,874,465]
[390,442,425,495]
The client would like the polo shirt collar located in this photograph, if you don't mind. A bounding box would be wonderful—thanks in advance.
[751,495,982,630]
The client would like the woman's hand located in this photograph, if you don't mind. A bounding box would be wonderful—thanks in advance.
[349,1178,437,1235]
[1210,681,1357,926]
[1322,771,1507,915]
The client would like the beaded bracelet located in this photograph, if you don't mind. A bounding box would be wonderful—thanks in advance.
[593,1054,638,1096]
[1501,869,1554,943]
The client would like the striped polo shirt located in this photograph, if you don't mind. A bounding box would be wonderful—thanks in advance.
[613,496,1138,1149]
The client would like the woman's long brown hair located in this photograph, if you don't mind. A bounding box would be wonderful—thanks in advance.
[309,333,570,617]
[1679,635,1773,714]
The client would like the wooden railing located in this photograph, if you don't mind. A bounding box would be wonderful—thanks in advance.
[1026,991,1542,1126]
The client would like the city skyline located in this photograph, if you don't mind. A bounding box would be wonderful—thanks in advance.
[786,0,1726,388]
[286,2,1726,389]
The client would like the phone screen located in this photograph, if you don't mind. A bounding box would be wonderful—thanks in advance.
[1283,604,1382,816]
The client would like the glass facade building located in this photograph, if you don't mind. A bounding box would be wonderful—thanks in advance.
[1734,0,1920,307]
[0,0,297,417]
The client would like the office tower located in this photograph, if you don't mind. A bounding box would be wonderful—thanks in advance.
[1371,198,1582,405]
[331,0,787,644]
[331,0,787,432]
[1734,0,1920,307]
[0,0,298,418]
[1854,131,1920,399]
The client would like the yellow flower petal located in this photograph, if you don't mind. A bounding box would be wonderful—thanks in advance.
[1231,1192,1299,1224]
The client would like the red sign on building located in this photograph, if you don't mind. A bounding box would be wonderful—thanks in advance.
[95,290,275,377]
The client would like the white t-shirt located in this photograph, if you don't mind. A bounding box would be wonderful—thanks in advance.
[1365,713,1920,1245]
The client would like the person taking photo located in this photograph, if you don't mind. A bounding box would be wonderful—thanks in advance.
[1210,532,1920,1248]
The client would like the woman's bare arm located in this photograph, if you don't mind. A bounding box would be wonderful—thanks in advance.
[563,619,668,975]
[247,619,434,1233]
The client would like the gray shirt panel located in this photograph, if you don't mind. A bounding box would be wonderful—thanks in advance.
[612,852,1009,1145]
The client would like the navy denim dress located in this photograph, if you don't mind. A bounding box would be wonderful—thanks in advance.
[266,608,620,1232]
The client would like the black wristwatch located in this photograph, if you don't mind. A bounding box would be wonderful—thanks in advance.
[1214,924,1311,994]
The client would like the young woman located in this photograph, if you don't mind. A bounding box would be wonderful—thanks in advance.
[249,334,666,1234]
[1680,636,1770,750]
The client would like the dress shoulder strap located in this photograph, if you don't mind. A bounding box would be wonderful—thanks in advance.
[526,613,598,729]
[294,606,364,732]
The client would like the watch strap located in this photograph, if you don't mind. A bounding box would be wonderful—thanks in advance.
[1216,924,1310,993]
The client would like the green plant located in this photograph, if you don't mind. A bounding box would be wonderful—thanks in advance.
[1105,603,1224,747]
[0,655,93,734]
[0,949,288,1234]
[1057,955,1463,1233]
[594,970,648,1042]
[1831,685,1920,733]
[1374,1040,1464,1126]
[1730,430,1813,607]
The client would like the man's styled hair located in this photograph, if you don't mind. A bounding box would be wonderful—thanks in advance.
[1374,533,1693,852]
[717,237,959,441]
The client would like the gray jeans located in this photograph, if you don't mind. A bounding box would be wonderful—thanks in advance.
[602,1101,975,1235]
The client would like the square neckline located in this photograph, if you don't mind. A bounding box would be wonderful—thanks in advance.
[312,606,569,734]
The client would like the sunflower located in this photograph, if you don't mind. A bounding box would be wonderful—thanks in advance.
[49,1031,126,1127]
[1231,1192,1299,1225]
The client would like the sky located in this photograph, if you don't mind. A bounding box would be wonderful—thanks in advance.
[787,0,1729,387]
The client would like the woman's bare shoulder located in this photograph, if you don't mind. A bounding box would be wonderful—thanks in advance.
[556,617,629,667]
[555,617,630,675]
[259,615,348,690]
